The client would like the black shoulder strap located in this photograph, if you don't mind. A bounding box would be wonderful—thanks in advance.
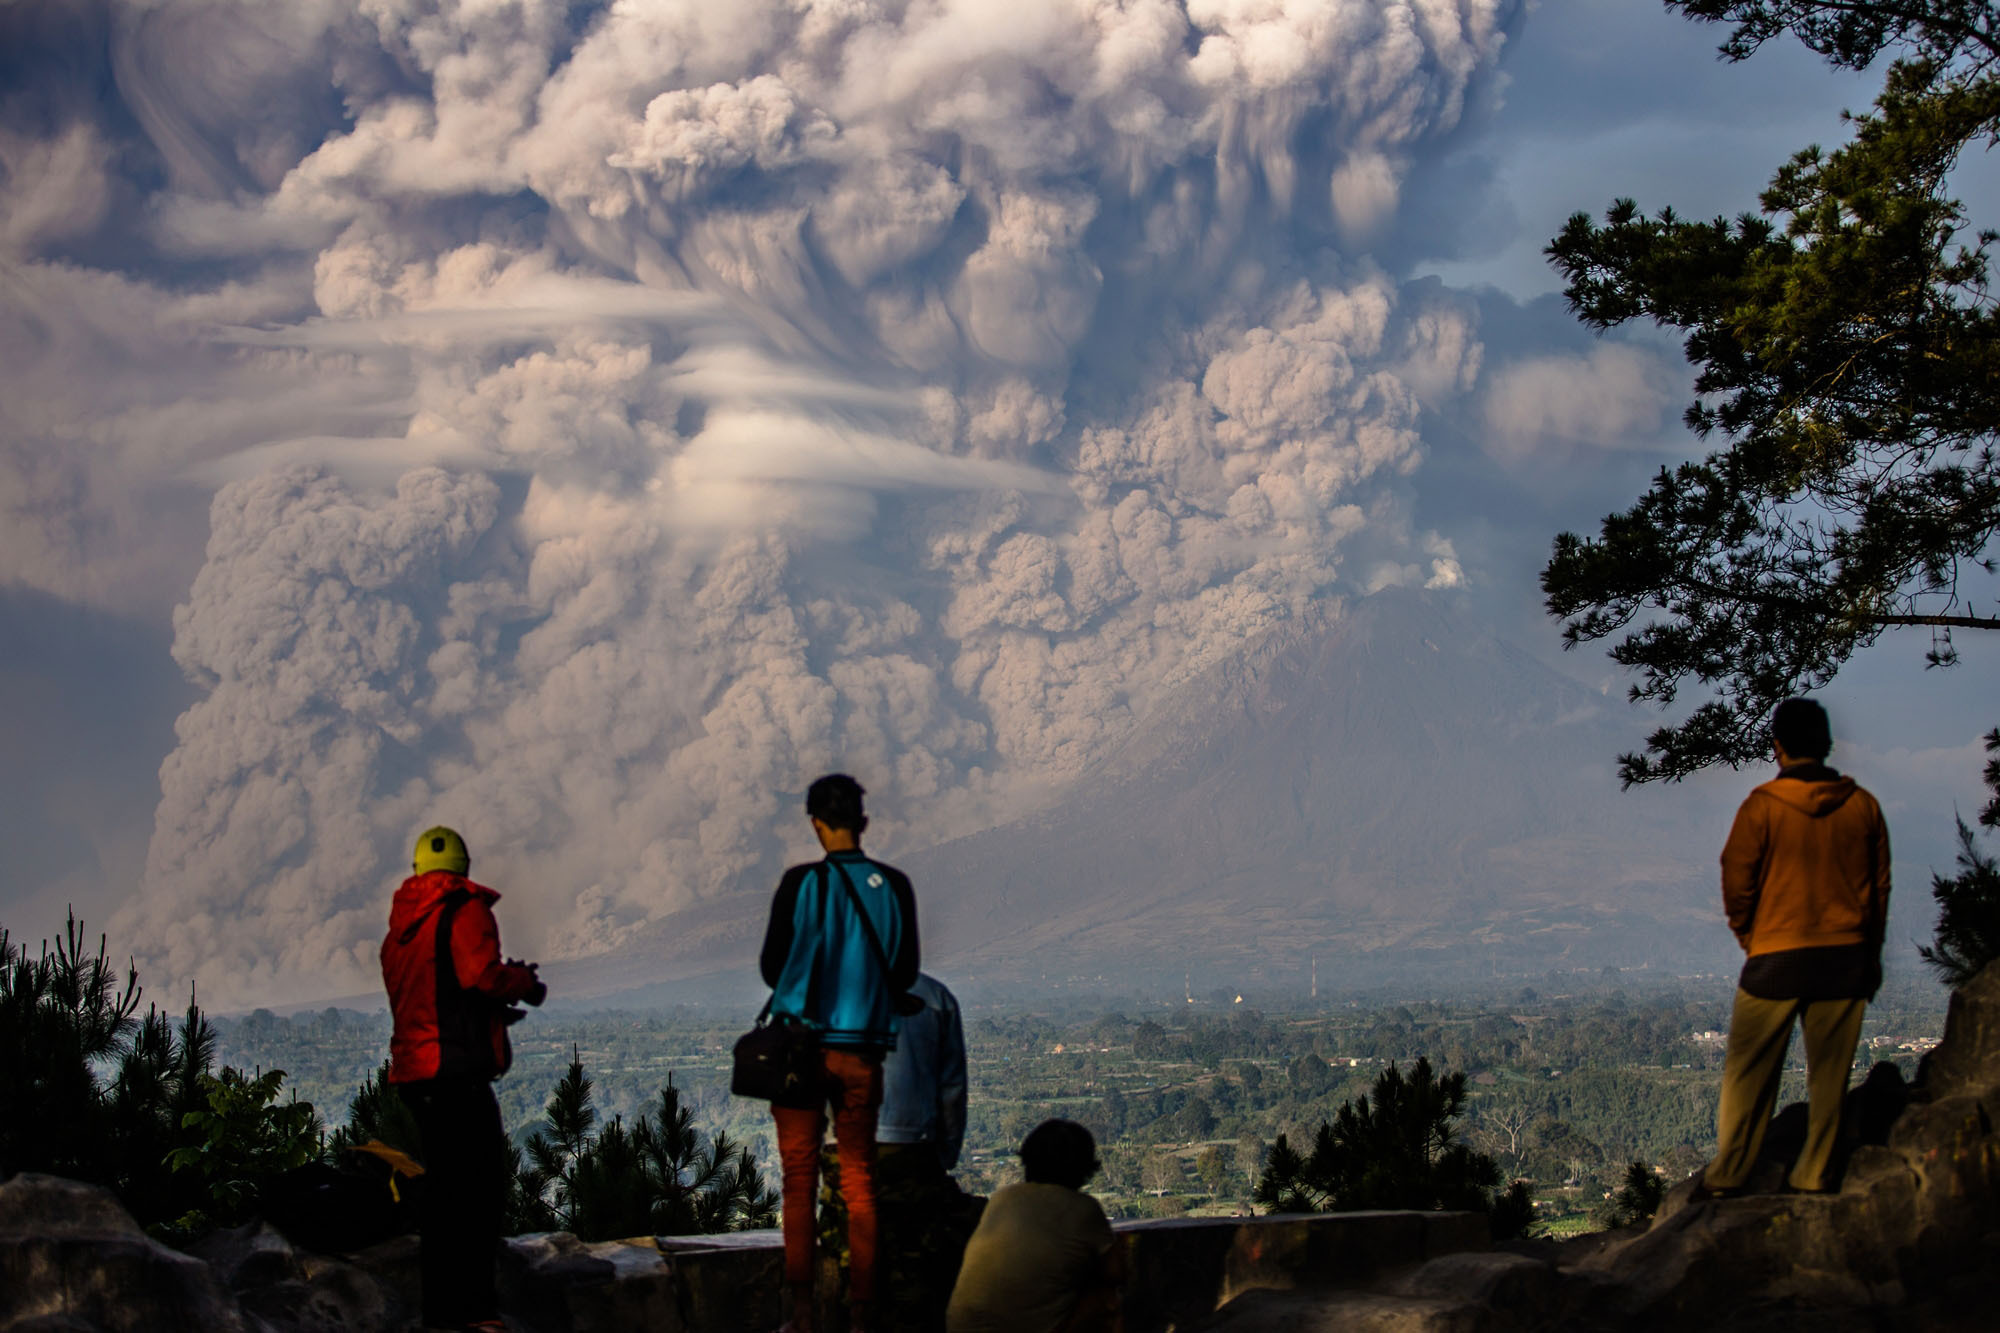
[828,859,894,981]
[432,891,472,996]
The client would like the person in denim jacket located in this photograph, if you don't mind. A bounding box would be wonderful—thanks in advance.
[878,973,967,1169]
[820,972,980,1331]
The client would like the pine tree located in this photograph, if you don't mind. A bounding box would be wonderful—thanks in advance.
[1604,1160,1668,1228]
[1543,1,2000,784]
[327,1060,424,1159]
[0,912,317,1240]
[1920,728,2000,986]
[511,1052,778,1240]
[1254,1057,1529,1236]
[520,1047,598,1233]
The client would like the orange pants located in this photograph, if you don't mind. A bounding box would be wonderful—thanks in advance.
[773,1048,884,1302]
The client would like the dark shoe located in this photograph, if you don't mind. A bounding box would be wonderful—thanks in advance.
[1688,1179,1739,1203]
[1780,1182,1835,1196]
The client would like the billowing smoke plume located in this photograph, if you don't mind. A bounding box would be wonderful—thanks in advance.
[2,0,1508,1005]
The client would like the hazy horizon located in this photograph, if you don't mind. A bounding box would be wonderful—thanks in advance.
[4,0,1994,1012]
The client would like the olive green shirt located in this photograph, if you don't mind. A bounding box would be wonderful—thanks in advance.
[946,1182,1114,1333]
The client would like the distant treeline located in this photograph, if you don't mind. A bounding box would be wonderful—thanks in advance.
[207,983,1945,1226]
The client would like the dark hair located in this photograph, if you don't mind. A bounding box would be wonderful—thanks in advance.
[805,773,868,833]
[1771,698,1832,761]
[1019,1119,1098,1189]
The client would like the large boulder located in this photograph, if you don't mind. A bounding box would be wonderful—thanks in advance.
[500,1232,683,1333]
[0,1175,256,1333]
[1559,959,2000,1329]
[1918,956,2000,1100]
[193,1223,416,1333]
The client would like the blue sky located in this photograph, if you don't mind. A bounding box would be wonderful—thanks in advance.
[1,0,1991,1006]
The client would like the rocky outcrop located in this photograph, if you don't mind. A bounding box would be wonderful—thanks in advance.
[1561,962,2000,1331]
[0,1175,257,1333]
[1194,960,2000,1331]
[0,1180,1494,1333]
[0,1183,753,1333]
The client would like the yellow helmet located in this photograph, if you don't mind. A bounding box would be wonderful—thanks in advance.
[412,826,470,876]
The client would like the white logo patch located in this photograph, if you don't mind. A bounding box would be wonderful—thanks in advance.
[868,873,884,888]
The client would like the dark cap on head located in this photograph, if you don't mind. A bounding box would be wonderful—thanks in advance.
[805,773,868,833]
[1019,1118,1098,1189]
[1772,698,1833,762]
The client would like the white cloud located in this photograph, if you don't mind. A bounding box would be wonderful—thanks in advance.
[0,124,115,254]
[1479,342,1676,461]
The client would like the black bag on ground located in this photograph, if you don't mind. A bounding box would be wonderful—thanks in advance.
[259,1159,409,1254]
[732,1003,822,1108]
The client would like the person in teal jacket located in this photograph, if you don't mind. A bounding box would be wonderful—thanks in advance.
[760,773,919,1333]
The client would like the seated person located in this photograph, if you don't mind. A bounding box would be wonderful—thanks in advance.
[947,1119,1127,1333]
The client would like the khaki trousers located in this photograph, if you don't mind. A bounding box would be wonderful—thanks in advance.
[1708,988,1867,1191]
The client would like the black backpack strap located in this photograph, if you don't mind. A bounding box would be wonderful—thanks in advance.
[432,892,471,993]
[431,891,492,1078]
[828,859,894,982]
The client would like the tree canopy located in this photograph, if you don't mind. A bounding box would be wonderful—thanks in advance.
[1543,0,2000,783]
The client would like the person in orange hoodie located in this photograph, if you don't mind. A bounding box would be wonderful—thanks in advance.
[1700,699,1891,1198]
[381,826,545,1333]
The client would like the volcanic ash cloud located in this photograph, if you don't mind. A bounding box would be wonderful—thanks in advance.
[0,0,1513,1004]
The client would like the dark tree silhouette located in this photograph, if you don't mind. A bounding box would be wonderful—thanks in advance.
[0,912,314,1239]
[1254,1057,1531,1237]
[512,1048,777,1239]
[327,1060,424,1160]
[1920,728,2000,986]
[1544,1,2000,784]
[1605,1160,1668,1228]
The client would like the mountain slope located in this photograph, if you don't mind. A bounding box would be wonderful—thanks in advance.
[901,590,1735,991]
[565,591,1741,1001]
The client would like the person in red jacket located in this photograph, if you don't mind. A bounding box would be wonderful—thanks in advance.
[381,826,545,1333]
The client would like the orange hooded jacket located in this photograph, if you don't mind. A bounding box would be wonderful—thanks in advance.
[1720,765,1891,957]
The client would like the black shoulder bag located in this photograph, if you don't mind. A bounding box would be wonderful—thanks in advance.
[732,874,828,1108]
[730,996,823,1108]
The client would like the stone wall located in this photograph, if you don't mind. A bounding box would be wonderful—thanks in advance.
[0,1176,1490,1333]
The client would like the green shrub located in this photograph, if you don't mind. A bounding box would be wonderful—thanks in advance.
[1,912,323,1243]
[160,1068,321,1237]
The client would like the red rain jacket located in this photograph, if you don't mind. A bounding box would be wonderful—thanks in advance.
[380,871,537,1083]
